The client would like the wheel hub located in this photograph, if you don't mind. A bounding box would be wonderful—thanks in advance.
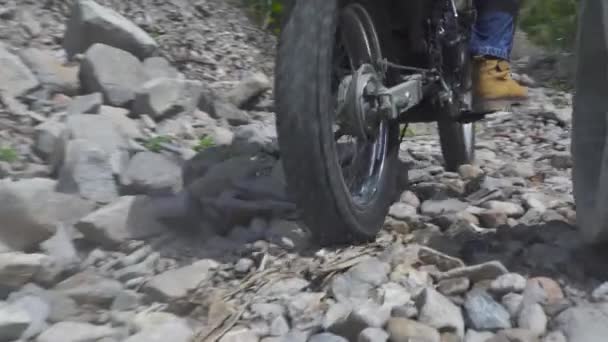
[336,64,384,140]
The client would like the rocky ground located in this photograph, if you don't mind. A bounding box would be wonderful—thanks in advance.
[0,0,606,342]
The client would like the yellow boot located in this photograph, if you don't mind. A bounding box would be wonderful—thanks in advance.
[472,56,528,113]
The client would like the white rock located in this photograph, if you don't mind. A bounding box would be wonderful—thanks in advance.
[10,295,50,339]
[124,321,193,342]
[490,273,527,294]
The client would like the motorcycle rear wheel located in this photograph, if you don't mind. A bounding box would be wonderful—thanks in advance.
[275,0,401,245]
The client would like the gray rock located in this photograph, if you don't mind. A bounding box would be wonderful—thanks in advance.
[0,42,39,97]
[482,201,525,217]
[500,162,535,178]
[478,210,508,228]
[225,72,271,108]
[388,203,418,220]
[98,106,142,140]
[543,331,567,342]
[592,282,608,302]
[438,277,470,296]
[259,277,310,297]
[386,318,440,342]
[358,327,388,342]
[40,225,80,275]
[380,283,411,309]
[0,178,93,251]
[458,164,484,180]
[420,199,468,216]
[417,246,465,272]
[67,93,102,116]
[234,258,254,273]
[327,301,390,341]
[9,285,79,324]
[218,326,259,342]
[464,289,511,331]
[416,288,464,338]
[132,78,203,119]
[143,57,179,81]
[232,122,278,154]
[120,152,182,195]
[0,252,48,291]
[113,252,158,282]
[348,258,391,287]
[57,139,118,204]
[11,295,50,339]
[465,330,495,342]
[309,332,348,342]
[63,0,158,59]
[251,303,285,321]
[33,120,66,163]
[79,44,145,107]
[75,196,169,248]
[206,101,251,126]
[0,302,32,341]
[124,321,193,342]
[521,194,547,213]
[144,259,218,301]
[18,48,79,95]
[269,316,290,336]
[330,274,374,304]
[65,113,128,156]
[550,152,572,169]
[36,321,118,342]
[285,292,325,329]
[492,329,540,342]
[437,261,509,283]
[518,303,547,336]
[131,311,187,332]
[490,273,527,295]
[110,290,141,311]
[502,293,524,318]
[54,271,123,306]
[554,304,608,342]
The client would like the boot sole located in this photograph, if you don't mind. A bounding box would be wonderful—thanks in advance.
[472,97,528,114]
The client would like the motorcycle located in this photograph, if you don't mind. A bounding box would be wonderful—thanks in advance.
[274,0,487,245]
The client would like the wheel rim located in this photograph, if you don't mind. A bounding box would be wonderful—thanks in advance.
[330,4,389,208]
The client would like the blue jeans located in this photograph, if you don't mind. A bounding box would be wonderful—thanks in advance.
[470,0,519,60]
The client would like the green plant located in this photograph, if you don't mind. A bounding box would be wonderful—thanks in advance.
[241,0,285,34]
[143,136,172,152]
[520,0,579,51]
[194,135,215,152]
[0,147,17,163]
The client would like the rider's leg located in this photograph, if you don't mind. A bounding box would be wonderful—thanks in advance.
[470,0,528,113]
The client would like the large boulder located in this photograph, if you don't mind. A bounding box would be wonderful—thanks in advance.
[79,43,145,107]
[63,0,158,60]
[0,42,39,97]
[0,178,94,251]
